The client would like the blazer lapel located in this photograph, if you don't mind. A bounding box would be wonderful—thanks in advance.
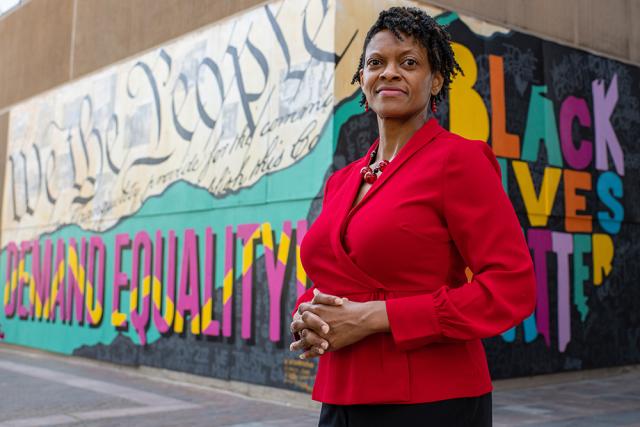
[348,118,444,218]
[328,138,385,291]
[327,118,445,292]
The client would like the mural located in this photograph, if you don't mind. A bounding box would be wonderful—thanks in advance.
[2,0,344,245]
[1,0,638,393]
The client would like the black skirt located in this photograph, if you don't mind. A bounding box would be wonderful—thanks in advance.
[318,392,492,427]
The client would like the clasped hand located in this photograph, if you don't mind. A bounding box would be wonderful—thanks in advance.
[289,289,387,359]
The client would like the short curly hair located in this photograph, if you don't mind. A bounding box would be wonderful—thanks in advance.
[351,6,463,108]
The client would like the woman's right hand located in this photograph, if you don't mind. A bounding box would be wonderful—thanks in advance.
[289,289,346,359]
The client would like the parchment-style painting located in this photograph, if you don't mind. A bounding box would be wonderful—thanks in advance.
[3,0,339,244]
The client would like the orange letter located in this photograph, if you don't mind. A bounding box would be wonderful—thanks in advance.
[564,170,592,232]
[490,55,520,158]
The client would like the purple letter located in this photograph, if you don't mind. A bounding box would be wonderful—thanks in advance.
[527,228,552,347]
[593,74,624,175]
[552,232,573,352]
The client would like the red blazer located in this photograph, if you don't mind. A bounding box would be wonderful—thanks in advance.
[295,118,537,405]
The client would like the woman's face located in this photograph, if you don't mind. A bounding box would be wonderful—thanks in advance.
[359,29,443,119]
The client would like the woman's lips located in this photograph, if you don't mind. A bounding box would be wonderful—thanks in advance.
[377,88,406,96]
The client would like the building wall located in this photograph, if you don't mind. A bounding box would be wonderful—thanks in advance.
[1,0,639,114]
[423,0,640,65]
[0,0,266,112]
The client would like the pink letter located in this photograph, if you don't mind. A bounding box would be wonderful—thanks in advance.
[86,236,106,325]
[31,239,53,320]
[295,220,309,299]
[112,233,130,328]
[237,224,261,340]
[559,96,592,170]
[131,231,152,344]
[222,226,234,337]
[176,229,201,334]
[49,239,67,323]
[262,221,292,342]
[202,227,220,336]
[152,230,177,334]
[4,242,19,318]
[17,241,32,319]
[66,238,87,325]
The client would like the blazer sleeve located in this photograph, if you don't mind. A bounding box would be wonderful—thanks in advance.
[385,139,537,351]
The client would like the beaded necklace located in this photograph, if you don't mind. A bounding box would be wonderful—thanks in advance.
[359,143,400,184]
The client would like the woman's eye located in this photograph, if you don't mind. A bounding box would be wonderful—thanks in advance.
[405,59,417,66]
[368,59,381,66]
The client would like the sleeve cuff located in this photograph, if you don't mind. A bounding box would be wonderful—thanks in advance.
[385,293,443,351]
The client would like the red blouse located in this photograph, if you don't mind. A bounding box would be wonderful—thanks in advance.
[294,118,537,405]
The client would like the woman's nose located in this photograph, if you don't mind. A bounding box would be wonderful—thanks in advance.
[379,63,401,80]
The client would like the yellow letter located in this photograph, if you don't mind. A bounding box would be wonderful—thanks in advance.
[449,43,489,142]
[592,233,613,286]
[513,161,562,226]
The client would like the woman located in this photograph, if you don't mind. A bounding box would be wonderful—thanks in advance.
[289,7,536,426]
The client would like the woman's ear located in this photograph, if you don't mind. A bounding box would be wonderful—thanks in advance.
[431,70,444,96]
[359,68,369,103]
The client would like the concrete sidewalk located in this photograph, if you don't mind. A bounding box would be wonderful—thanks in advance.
[0,343,638,426]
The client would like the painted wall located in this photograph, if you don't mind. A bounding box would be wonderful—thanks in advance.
[0,0,638,393]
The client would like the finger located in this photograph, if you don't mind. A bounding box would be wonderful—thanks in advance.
[289,338,308,352]
[288,330,328,353]
[299,346,325,359]
[293,310,329,336]
[290,319,307,334]
[299,329,329,351]
[301,310,330,335]
[297,302,313,315]
[311,288,345,306]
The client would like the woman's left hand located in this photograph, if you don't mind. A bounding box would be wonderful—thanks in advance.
[290,290,389,359]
